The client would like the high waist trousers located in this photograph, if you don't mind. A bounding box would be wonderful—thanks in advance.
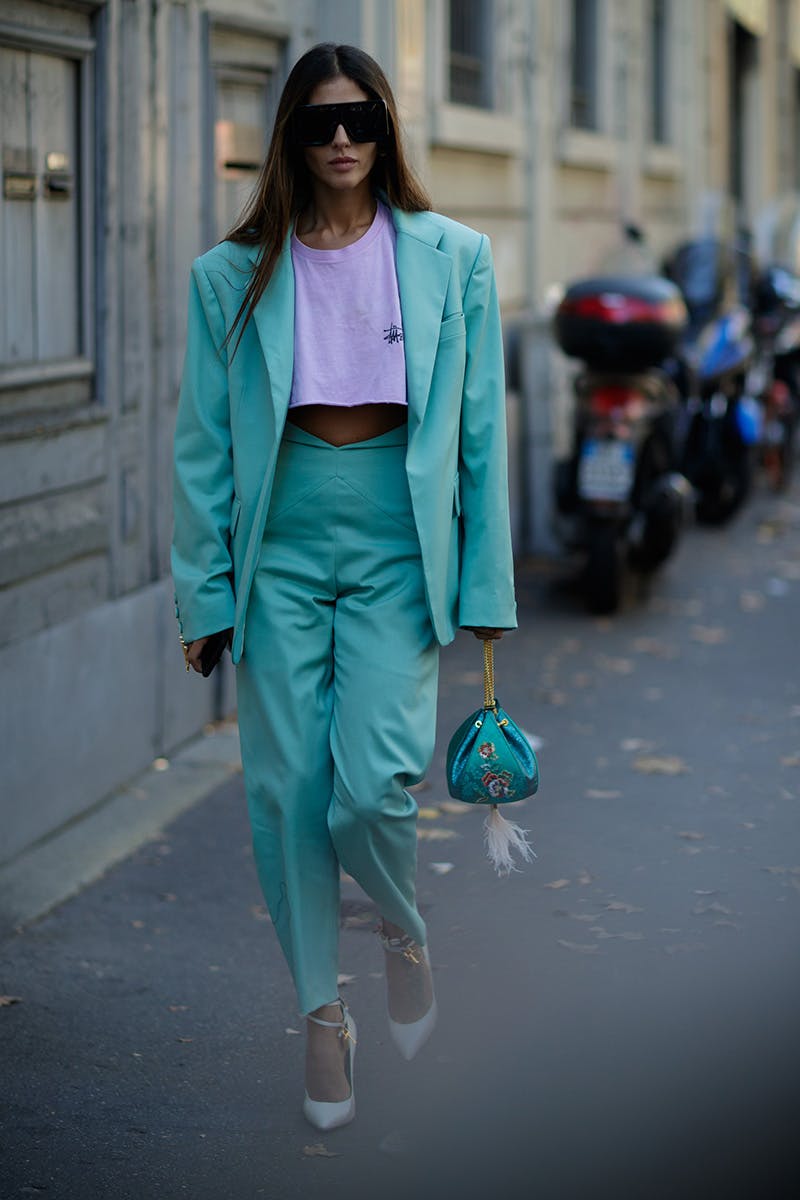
[235,425,440,1015]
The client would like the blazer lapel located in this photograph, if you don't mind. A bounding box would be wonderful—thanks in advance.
[250,234,295,426]
[393,208,452,431]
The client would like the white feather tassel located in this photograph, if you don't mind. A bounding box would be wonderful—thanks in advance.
[483,805,536,876]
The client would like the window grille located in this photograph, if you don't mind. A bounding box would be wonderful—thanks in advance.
[570,0,599,130]
[650,0,669,143]
[448,0,493,109]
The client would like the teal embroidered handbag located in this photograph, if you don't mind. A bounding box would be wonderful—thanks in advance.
[446,640,539,873]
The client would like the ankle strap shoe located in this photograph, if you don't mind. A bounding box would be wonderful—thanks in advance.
[302,998,357,1131]
[378,932,438,1061]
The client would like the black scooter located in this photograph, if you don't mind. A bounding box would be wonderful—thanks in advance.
[553,274,692,614]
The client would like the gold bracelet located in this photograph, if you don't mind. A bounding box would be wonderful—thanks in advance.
[179,635,191,672]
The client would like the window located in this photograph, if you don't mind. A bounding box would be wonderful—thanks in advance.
[650,0,669,143]
[207,26,283,245]
[448,0,494,109]
[570,0,599,130]
[0,32,93,384]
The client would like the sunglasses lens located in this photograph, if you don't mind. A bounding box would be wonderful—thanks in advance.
[294,101,387,146]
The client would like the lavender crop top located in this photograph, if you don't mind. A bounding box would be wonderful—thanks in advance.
[289,202,407,409]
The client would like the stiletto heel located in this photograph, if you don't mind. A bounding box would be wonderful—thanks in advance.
[378,931,437,1061]
[302,999,357,1131]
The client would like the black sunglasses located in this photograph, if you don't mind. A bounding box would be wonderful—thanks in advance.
[292,100,389,147]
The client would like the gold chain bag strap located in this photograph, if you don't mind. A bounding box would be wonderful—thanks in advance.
[445,640,539,875]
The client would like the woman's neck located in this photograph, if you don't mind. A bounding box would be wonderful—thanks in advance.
[296,184,377,247]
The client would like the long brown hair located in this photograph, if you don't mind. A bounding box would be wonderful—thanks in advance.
[224,43,431,352]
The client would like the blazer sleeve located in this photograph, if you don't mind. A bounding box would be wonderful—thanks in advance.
[457,235,518,630]
[171,258,236,642]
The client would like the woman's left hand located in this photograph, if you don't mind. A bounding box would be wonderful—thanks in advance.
[464,627,505,640]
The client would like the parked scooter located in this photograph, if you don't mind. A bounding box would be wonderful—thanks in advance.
[664,238,760,523]
[553,273,692,614]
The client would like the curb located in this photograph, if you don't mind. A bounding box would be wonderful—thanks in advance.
[0,720,242,940]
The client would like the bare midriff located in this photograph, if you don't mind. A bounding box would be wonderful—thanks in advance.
[286,402,408,446]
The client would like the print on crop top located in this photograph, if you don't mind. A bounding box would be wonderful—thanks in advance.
[289,202,407,409]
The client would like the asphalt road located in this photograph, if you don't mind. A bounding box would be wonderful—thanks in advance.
[2,481,800,1200]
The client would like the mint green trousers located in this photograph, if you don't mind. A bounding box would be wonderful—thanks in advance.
[235,425,440,1015]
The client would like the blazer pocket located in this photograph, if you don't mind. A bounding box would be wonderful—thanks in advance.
[230,495,242,537]
[453,471,462,517]
[438,312,466,343]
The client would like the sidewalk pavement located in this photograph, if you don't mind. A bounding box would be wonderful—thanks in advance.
[2,498,800,1199]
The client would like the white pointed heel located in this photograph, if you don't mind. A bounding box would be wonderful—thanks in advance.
[378,932,437,1061]
[302,999,357,1131]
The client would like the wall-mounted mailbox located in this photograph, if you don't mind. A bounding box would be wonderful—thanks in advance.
[3,146,36,201]
[215,121,263,177]
[43,151,73,198]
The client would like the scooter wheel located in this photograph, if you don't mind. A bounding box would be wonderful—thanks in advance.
[584,523,622,614]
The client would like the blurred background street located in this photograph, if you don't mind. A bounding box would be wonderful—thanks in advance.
[2,479,799,1200]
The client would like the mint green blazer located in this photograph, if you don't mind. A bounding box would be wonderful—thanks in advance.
[172,206,517,664]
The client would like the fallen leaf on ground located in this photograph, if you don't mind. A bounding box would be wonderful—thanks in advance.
[595,655,635,675]
[417,807,440,820]
[176,1037,193,1043]
[632,637,678,659]
[543,879,570,890]
[0,996,22,1007]
[605,900,643,913]
[250,904,271,922]
[677,830,705,841]
[153,757,170,771]
[337,974,356,986]
[584,789,622,800]
[437,800,470,816]
[632,755,689,775]
[780,755,800,767]
[454,671,482,686]
[690,625,728,644]
[303,1144,340,1158]
[285,1028,301,1036]
[429,862,455,875]
[692,900,733,916]
[342,914,373,929]
[417,828,459,841]
[739,591,765,612]
[620,738,653,753]
[168,1005,188,1013]
[558,939,600,954]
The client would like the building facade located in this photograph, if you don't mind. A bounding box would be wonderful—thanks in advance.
[1,0,799,862]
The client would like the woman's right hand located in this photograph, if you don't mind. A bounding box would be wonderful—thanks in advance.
[184,636,210,673]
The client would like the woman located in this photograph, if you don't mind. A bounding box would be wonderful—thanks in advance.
[172,43,516,1130]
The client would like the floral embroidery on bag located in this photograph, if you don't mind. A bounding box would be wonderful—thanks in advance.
[478,741,497,760]
[481,769,515,800]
